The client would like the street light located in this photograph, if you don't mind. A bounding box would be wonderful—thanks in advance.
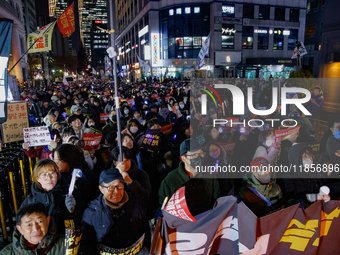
[52,69,55,73]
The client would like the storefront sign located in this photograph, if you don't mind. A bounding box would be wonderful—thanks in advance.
[222,5,234,14]
[214,51,241,66]
[138,25,148,38]
[254,29,268,34]
[215,17,242,24]
[221,28,236,35]
[151,33,160,66]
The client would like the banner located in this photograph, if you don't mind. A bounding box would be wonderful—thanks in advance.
[27,22,56,53]
[164,96,172,103]
[100,113,109,123]
[1,102,29,143]
[23,126,51,147]
[161,123,173,135]
[82,133,102,150]
[137,55,150,74]
[63,76,69,86]
[127,98,135,107]
[225,117,239,130]
[198,33,211,69]
[57,3,75,37]
[154,194,340,255]
[0,19,13,124]
[275,126,301,143]
[97,234,144,255]
[218,142,236,155]
[291,42,308,59]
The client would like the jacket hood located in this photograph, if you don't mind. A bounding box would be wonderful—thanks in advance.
[326,135,340,164]
[149,103,159,112]
[288,143,311,167]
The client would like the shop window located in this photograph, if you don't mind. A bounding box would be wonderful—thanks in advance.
[185,7,191,14]
[257,27,269,49]
[259,6,270,20]
[193,37,202,48]
[289,9,299,22]
[288,29,298,50]
[194,7,200,14]
[242,26,253,49]
[275,8,285,21]
[176,8,182,15]
[243,5,254,19]
[273,28,284,50]
[184,37,193,47]
[221,24,235,49]
[169,9,174,16]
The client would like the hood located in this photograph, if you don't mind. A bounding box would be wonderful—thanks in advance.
[149,103,159,112]
[159,108,170,120]
[288,143,311,167]
[311,91,323,99]
[12,217,59,253]
[121,105,132,116]
[326,135,340,164]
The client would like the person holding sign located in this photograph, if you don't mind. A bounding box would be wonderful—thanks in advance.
[19,160,85,235]
[80,168,147,255]
[0,203,64,255]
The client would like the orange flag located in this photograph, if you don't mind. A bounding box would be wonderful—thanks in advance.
[57,3,75,37]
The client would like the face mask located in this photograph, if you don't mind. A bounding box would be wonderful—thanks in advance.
[180,104,185,109]
[130,126,138,134]
[190,156,202,168]
[124,109,129,115]
[183,98,188,104]
[303,158,313,169]
[84,104,89,108]
[88,123,95,127]
[265,138,274,147]
[255,172,271,184]
[175,106,179,110]
[333,129,340,139]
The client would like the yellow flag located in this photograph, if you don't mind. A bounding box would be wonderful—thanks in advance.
[27,22,56,53]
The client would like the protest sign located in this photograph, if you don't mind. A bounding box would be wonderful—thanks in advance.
[127,98,135,107]
[164,187,196,222]
[218,142,236,155]
[82,133,102,150]
[140,129,161,152]
[100,113,109,123]
[97,234,144,255]
[65,228,82,255]
[275,126,301,143]
[165,96,172,102]
[23,126,51,147]
[225,117,239,130]
[161,123,173,135]
[1,101,29,144]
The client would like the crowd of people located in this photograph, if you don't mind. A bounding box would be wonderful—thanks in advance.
[2,76,340,254]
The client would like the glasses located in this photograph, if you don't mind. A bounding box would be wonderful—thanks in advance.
[185,151,204,159]
[101,183,124,191]
[39,172,57,179]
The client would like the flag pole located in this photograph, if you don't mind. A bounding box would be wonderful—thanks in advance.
[8,21,56,74]
[108,0,123,161]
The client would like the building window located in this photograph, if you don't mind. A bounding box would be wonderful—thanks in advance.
[305,24,316,38]
[242,26,253,49]
[185,7,191,14]
[273,28,284,50]
[221,24,235,49]
[243,5,254,19]
[259,6,270,20]
[169,9,174,16]
[194,7,200,14]
[288,29,298,50]
[257,27,269,49]
[176,8,182,15]
[274,8,285,21]
[222,5,235,17]
[289,9,299,22]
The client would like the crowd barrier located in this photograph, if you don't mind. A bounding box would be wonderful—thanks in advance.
[0,142,37,247]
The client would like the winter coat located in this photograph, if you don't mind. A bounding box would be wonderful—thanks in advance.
[158,161,221,211]
[79,194,146,255]
[20,179,85,234]
[237,173,285,217]
[0,218,64,255]
[306,91,324,117]
[101,119,118,141]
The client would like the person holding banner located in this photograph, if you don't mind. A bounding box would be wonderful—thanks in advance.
[0,203,64,255]
[20,160,85,235]
[80,168,147,255]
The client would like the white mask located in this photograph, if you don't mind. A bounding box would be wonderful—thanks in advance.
[175,106,179,110]
[130,126,138,134]
[180,104,185,109]
[303,158,313,169]
[124,109,129,115]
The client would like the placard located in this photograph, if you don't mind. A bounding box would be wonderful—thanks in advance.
[100,113,109,123]
[275,126,301,143]
[82,133,102,150]
[218,142,236,155]
[161,123,173,135]
[23,126,51,147]
[1,101,29,144]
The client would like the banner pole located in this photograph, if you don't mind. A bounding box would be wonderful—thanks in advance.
[8,21,56,74]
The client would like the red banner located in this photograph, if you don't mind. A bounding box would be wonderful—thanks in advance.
[218,142,236,155]
[165,96,172,103]
[164,187,196,222]
[152,95,160,100]
[225,117,239,130]
[275,126,301,143]
[82,133,102,150]
[57,3,75,37]
[127,98,134,107]
[161,123,173,135]
[100,113,109,123]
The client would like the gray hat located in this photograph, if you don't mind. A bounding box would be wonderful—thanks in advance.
[51,95,58,101]
[180,138,202,156]
[71,105,82,114]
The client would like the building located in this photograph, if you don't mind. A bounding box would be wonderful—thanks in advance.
[79,0,107,63]
[0,0,28,81]
[91,20,108,69]
[22,0,37,35]
[115,0,307,80]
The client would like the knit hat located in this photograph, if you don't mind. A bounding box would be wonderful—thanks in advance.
[180,138,201,156]
[99,168,124,184]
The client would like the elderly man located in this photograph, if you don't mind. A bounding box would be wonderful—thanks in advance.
[159,138,221,217]
[80,168,147,255]
[0,203,64,255]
